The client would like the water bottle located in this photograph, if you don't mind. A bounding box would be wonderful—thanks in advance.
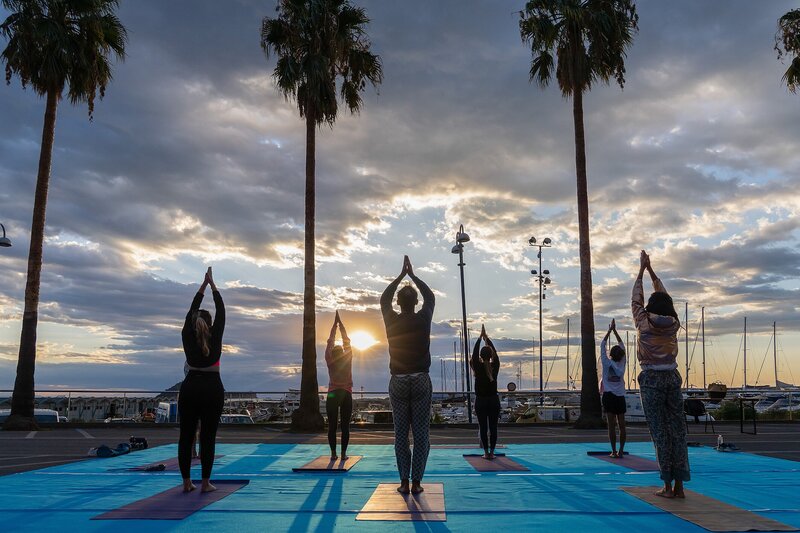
[717,434,724,447]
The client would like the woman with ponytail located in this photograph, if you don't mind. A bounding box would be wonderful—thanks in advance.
[471,324,501,459]
[179,267,226,493]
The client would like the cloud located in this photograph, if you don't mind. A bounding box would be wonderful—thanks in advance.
[1,0,799,391]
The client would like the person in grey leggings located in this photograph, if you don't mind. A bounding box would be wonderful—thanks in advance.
[381,255,434,495]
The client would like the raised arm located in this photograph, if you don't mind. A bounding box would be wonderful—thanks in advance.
[338,314,352,357]
[206,268,225,336]
[412,274,435,315]
[485,336,500,375]
[402,256,434,316]
[380,260,407,317]
[183,275,208,332]
[632,251,649,328]
[471,336,483,370]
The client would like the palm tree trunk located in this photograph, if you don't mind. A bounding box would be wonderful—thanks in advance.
[572,89,603,429]
[4,90,59,431]
[291,105,324,431]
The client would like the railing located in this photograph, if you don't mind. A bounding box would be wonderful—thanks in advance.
[1,388,794,424]
[0,389,586,424]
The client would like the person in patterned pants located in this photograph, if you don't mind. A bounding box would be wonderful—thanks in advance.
[632,250,690,498]
[381,255,435,495]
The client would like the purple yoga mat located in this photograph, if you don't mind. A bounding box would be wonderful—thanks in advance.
[463,455,529,472]
[92,479,249,520]
[127,455,223,472]
[588,452,659,471]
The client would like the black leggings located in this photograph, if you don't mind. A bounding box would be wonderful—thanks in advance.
[475,394,501,452]
[178,372,224,479]
[326,389,353,455]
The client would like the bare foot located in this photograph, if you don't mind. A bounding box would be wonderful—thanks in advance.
[655,488,674,499]
[482,452,490,459]
[182,480,196,493]
[341,454,348,461]
[330,454,338,461]
[411,482,424,494]
[673,490,686,499]
[397,480,410,494]
[610,451,618,458]
[488,452,496,460]
[618,451,625,458]
[201,481,217,493]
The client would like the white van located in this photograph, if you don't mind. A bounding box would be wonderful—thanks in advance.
[0,408,60,423]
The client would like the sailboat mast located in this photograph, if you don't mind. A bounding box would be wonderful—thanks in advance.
[743,316,747,389]
[701,307,706,389]
[774,321,778,387]
[566,318,570,391]
[685,302,689,390]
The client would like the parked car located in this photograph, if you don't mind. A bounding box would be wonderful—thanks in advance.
[0,408,60,423]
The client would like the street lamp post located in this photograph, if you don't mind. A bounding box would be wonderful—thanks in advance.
[0,224,11,248]
[452,224,473,423]
[529,236,552,405]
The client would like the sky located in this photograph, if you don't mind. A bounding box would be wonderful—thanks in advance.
[0,0,798,395]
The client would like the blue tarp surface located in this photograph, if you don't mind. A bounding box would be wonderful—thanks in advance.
[2,441,798,532]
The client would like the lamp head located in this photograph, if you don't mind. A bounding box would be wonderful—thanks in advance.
[451,244,463,254]
[528,236,536,246]
[456,231,470,243]
[0,224,10,248]
[543,269,550,275]
[544,277,551,284]
[543,237,552,245]
[531,269,537,275]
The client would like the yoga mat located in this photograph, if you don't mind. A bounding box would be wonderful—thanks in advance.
[587,451,630,456]
[357,483,446,521]
[125,455,223,472]
[292,455,362,472]
[589,452,659,471]
[463,455,528,472]
[92,479,249,520]
[622,486,798,532]
[431,444,506,449]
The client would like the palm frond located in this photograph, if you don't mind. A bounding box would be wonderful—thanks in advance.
[261,0,381,126]
[1,0,127,116]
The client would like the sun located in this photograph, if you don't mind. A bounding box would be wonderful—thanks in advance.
[348,330,378,351]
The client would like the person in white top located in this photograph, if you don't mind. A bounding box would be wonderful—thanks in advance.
[600,319,626,458]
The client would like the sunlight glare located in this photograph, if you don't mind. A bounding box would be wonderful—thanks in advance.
[349,330,378,351]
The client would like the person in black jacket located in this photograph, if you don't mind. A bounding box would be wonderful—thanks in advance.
[381,255,434,495]
[179,267,225,493]
[472,324,501,459]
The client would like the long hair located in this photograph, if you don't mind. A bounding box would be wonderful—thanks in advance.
[645,291,679,321]
[194,311,212,357]
[479,345,495,381]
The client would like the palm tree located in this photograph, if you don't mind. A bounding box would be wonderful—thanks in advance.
[1,0,126,430]
[776,8,800,93]
[520,0,638,428]
[261,0,382,431]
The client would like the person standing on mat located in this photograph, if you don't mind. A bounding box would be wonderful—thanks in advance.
[381,255,434,495]
[471,324,500,459]
[325,310,353,461]
[632,250,689,499]
[179,267,225,493]
[600,319,626,458]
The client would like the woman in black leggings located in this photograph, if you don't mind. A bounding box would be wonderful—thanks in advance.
[179,267,225,493]
[325,311,353,460]
[472,325,500,459]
